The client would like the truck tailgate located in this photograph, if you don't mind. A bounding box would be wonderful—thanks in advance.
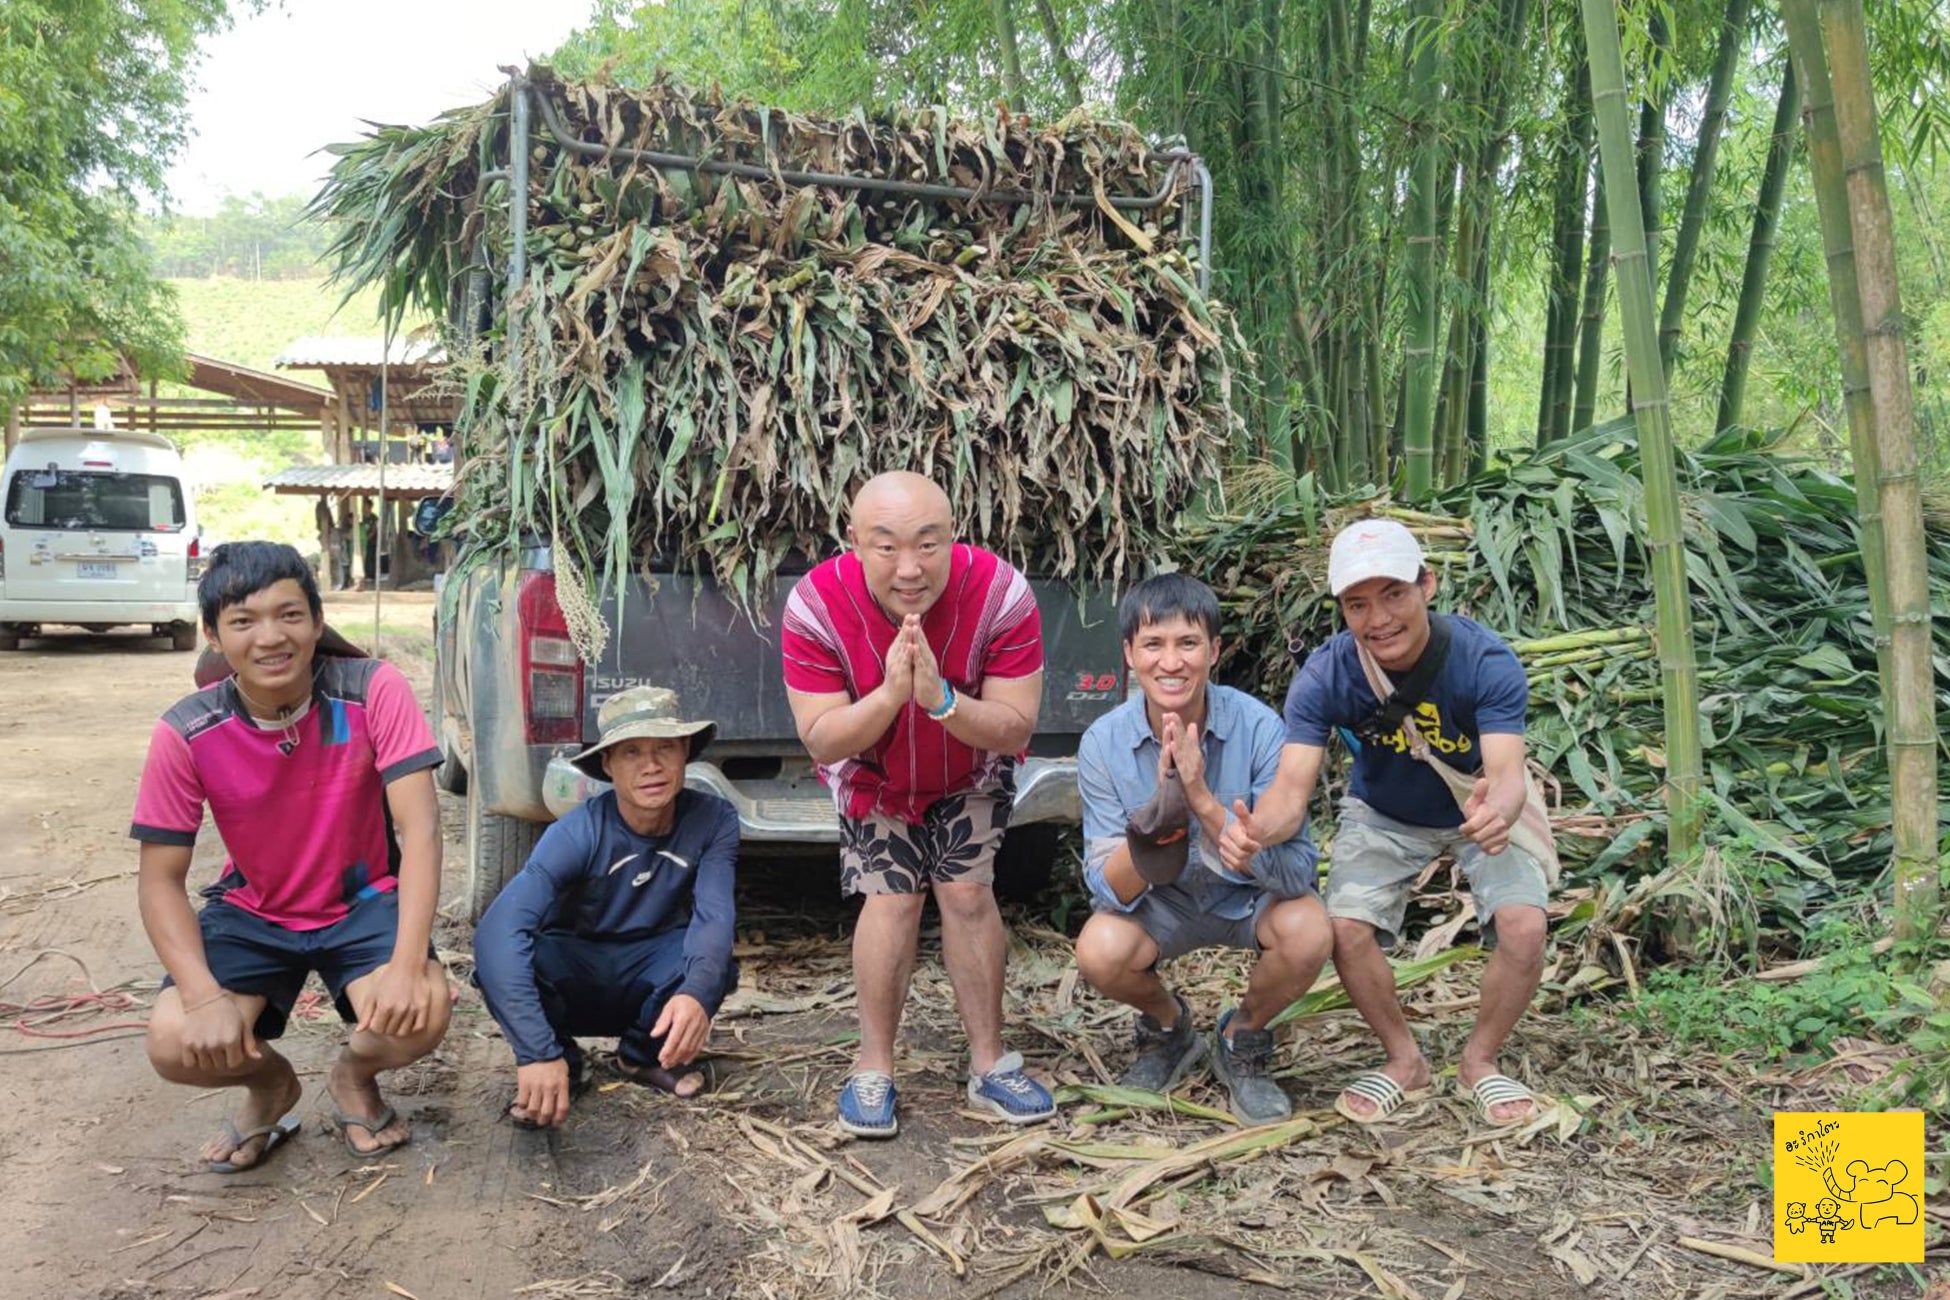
[580,572,1126,749]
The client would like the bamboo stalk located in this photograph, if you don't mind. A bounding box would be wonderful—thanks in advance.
[991,0,1027,112]
[1401,0,1443,500]
[1551,49,1594,442]
[1817,0,1941,942]
[1657,0,1754,376]
[1717,61,1800,433]
[1780,0,1894,713]
[1573,154,1610,432]
[1538,46,1590,446]
[1465,306,1490,474]
[1635,9,1670,274]
[1579,0,1706,865]
[1032,0,1084,109]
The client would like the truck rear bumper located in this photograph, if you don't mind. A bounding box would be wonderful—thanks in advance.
[542,754,1079,842]
[0,598,197,626]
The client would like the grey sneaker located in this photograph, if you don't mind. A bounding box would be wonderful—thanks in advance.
[1119,994,1206,1093]
[1212,1008,1291,1124]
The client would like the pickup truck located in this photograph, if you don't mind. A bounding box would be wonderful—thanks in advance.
[435,546,1127,920]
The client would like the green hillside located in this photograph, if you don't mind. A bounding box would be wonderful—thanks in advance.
[165,277,408,553]
[167,275,397,374]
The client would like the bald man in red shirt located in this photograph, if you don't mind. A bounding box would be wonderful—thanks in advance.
[782,472,1056,1137]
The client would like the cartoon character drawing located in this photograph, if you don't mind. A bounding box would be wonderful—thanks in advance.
[1784,1203,1807,1236]
[1808,1198,1853,1244]
[1823,1159,1920,1229]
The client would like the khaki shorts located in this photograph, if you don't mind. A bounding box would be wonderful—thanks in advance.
[839,787,1012,896]
[1324,797,1548,949]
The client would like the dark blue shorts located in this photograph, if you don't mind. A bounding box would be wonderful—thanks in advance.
[162,891,419,1040]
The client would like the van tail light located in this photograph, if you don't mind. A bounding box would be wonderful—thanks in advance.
[186,535,204,582]
[0,537,6,582]
[516,570,584,745]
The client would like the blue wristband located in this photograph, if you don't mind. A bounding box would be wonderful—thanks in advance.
[927,681,957,720]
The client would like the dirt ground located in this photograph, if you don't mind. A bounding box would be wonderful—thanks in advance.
[0,594,1942,1300]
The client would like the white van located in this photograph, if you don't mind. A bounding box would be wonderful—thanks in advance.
[0,427,204,651]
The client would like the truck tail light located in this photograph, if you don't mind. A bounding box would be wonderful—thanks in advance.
[517,570,584,744]
[0,537,6,582]
[186,535,204,582]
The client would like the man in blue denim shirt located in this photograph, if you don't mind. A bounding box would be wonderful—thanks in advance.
[1074,575,1333,1123]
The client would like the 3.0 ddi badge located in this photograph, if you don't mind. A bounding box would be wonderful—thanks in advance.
[1774,1111,1924,1263]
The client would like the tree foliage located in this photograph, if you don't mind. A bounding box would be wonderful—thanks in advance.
[0,0,233,408]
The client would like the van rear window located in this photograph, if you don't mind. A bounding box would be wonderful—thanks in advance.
[4,469,187,532]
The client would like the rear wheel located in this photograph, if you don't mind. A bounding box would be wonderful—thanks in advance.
[168,623,198,652]
[436,743,469,796]
[993,823,1062,901]
[463,752,542,922]
[430,674,468,795]
[0,626,18,651]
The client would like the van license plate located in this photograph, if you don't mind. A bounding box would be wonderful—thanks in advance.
[77,562,116,579]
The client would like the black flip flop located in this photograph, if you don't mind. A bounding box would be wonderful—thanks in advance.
[330,1103,408,1156]
[608,1056,710,1098]
[208,1111,301,1174]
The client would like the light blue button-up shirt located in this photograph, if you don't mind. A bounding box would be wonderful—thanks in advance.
[1076,683,1319,919]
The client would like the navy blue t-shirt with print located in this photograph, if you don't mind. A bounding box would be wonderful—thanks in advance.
[1282,615,1528,829]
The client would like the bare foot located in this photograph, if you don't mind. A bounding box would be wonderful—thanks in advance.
[1458,1062,1537,1124]
[326,1054,411,1154]
[201,1055,302,1169]
[1337,1055,1431,1120]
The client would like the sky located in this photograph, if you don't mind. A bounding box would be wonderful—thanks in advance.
[166,0,598,214]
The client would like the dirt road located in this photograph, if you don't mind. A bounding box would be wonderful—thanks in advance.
[0,605,1930,1299]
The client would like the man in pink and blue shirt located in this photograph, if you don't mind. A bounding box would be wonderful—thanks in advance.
[133,541,451,1172]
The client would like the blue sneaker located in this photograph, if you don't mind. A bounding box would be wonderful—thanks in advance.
[966,1052,1055,1125]
[838,1071,898,1138]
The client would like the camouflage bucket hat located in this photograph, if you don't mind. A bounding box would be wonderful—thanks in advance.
[568,685,716,781]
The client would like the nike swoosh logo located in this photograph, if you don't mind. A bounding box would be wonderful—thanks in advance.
[607,853,640,876]
[632,870,655,887]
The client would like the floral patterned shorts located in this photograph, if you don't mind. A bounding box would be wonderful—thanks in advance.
[839,787,1013,897]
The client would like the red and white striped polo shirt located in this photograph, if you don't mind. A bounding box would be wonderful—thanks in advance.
[781,545,1043,823]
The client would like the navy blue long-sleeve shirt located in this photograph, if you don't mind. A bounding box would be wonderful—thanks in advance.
[474,789,740,1065]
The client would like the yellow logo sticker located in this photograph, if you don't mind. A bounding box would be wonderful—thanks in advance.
[1774,1111,1924,1263]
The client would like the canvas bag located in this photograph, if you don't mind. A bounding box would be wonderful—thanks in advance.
[1353,632,1561,887]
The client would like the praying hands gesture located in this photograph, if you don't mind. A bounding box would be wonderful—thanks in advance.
[878,619,916,706]
[1158,712,1207,797]
[905,616,949,714]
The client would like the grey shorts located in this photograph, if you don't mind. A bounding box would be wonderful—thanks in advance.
[1119,884,1272,964]
[1324,797,1549,949]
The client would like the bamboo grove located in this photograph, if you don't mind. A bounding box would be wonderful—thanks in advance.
[313,0,1949,948]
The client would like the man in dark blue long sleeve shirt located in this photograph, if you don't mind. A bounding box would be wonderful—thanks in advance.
[474,687,739,1126]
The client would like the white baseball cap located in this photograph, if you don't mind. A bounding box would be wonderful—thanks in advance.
[1327,519,1425,596]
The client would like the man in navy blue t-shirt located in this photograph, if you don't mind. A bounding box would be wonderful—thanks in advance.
[474,687,738,1127]
[1220,520,1549,1128]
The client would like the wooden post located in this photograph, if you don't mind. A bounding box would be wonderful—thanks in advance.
[335,385,355,463]
[315,497,337,589]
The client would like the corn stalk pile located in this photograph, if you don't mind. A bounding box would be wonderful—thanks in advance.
[1178,422,1950,920]
[315,70,1242,648]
